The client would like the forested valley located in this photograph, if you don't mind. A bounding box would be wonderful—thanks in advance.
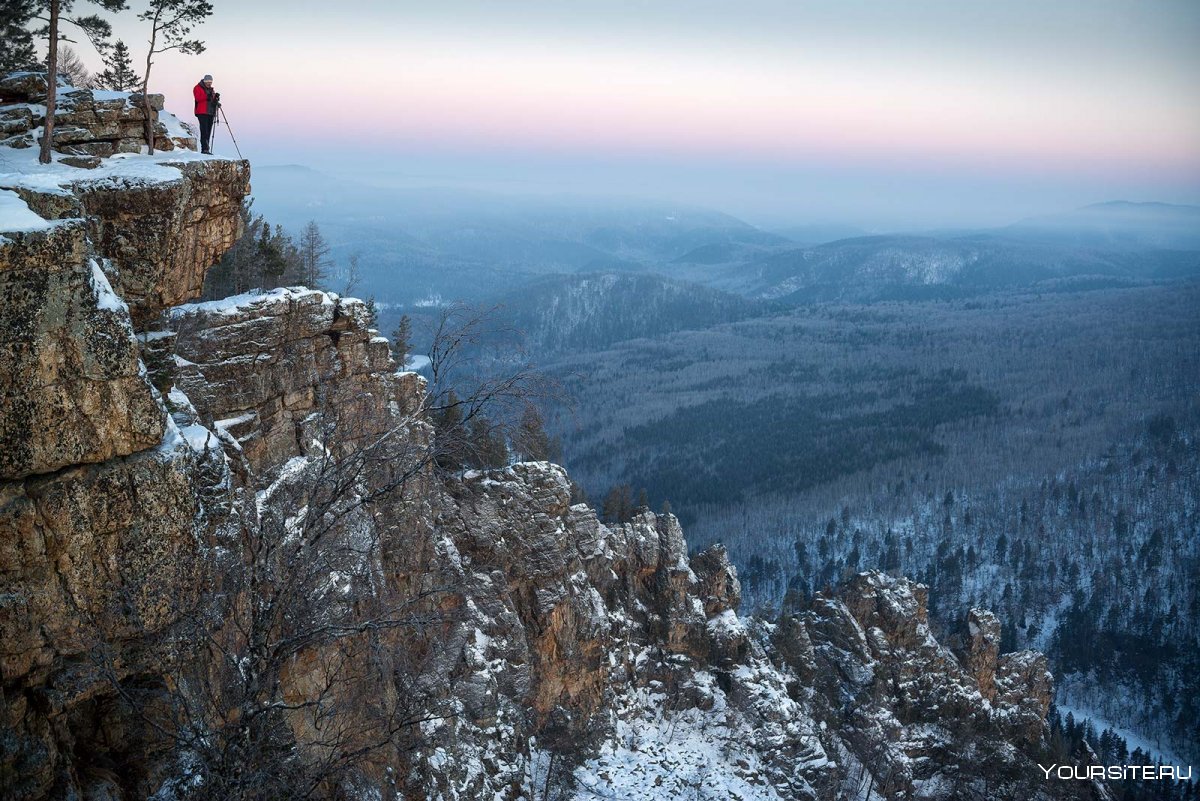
[538,282,1200,769]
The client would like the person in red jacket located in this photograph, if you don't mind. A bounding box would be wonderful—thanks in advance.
[193,74,219,154]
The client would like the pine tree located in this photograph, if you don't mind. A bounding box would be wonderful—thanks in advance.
[390,314,411,366]
[602,484,635,525]
[513,403,560,462]
[94,38,138,90]
[201,205,305,298]
[33,0,127,164]
[256,222,289,290]
[1,1,38,73]
[363,297,378,329]
[467,416,508,469]
[277,224,306,285]
[298,220,331,289]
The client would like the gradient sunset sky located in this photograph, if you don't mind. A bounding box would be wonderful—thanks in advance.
[102,0,1200,229]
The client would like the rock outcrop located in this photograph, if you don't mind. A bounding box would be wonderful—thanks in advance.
[1,80,249,477]
[967,607,1002,701]
[777,572,1058,798]
[74,159,250,324]
[169,288,422,479]
[0,73,195,156]
[3,160,250,327]
[0,74,1089,801]
[0,223,164,479]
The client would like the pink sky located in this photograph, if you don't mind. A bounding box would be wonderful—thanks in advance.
[89,0,1200,226]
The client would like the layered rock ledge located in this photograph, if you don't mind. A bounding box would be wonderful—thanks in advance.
[0,72,195,157]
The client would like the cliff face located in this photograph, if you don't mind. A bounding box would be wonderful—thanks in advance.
[0,82,251,798]
[0,79,1090,801]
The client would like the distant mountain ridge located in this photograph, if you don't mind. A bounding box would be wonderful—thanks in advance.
[1007,200,1200,250]
[670,221,1200,303]
[492,271,770,356]
[251,166,1200,306]
[250,164,790,303]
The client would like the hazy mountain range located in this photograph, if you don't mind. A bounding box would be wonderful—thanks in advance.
[251,165,1200,310]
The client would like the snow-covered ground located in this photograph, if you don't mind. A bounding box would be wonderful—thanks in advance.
[404,354,431,372]
[569,680,785,801]
[0,127,225,202]
[0,188,54,234]
[170,286,334,318]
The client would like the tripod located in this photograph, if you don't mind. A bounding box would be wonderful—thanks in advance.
[207,104,245,160]
[219,106,244,160]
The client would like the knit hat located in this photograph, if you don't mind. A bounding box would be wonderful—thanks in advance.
[202,74,213,81]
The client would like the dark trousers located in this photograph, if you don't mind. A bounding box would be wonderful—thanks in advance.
[197,114,215,153]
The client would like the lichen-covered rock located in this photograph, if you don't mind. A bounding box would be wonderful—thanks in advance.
[0,72,48,103]
[0,429,234,800]
[58,155,101,169]
[0,106,33,135]
[0,224,165,480]
[995,649,1055,744]
[692,543,742,616]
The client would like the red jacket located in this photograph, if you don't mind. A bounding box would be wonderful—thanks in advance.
[194,83,215,116]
